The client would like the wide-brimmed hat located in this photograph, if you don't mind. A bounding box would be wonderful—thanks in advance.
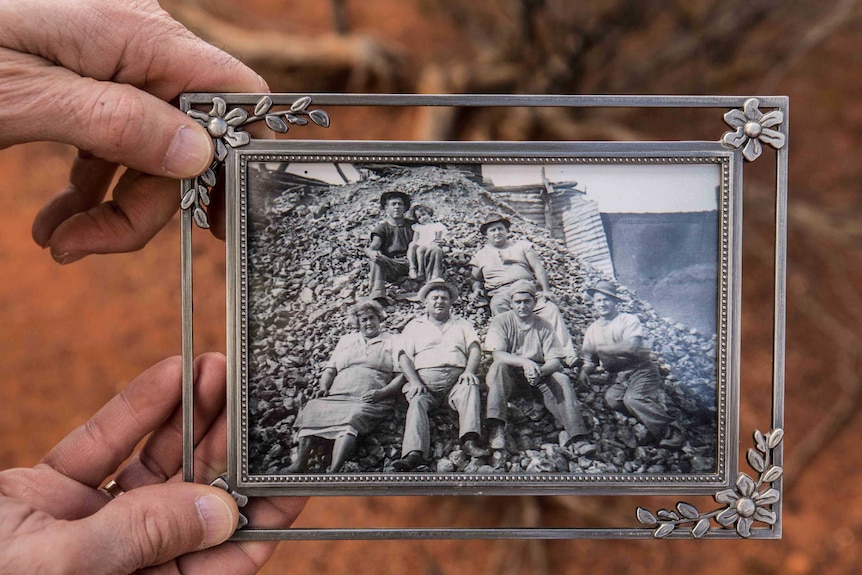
[379,190,411,209]
[508,279,537,298]
[586,280,622,301]
[479,212,511,235]
[418,278,459,302]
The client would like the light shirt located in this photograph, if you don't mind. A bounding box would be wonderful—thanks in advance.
[325,331,401,372]
[580,312,651,372]
[398,314,479,370]
[412,221,448,247]
[484,310,563,363]
[470,240,537,294]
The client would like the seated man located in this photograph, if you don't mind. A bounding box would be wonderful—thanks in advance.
[366,190,444,304]
[578,280,684,449]
[484,280,588,450]
[470,212,577,364]
[393,278,489,471]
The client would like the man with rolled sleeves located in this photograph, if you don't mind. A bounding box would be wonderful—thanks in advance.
[393,279,489,471]
[578,280,684,449]
[484,279,588,450]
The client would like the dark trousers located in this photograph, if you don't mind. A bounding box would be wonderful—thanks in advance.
[604,365,672,439]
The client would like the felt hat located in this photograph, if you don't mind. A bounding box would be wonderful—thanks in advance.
[508,279,537,298]
[586,280,622,301]
[418,278,459,302]
[479,212,511,235]
[379,190,411,209]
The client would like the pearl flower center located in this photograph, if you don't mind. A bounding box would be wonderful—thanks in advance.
[736,497,757,518]
[207,117,229,138]
[744,121,762,139]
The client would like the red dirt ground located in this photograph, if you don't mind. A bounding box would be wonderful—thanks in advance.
[2,2,861,574]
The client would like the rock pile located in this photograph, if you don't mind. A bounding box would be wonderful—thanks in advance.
[245,164,718,477]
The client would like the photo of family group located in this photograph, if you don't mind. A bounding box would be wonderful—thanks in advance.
[237,154,731,489]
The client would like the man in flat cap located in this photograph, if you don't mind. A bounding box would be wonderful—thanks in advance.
[470,212,577,365]
[393,278,489,471]
[484,279,588,451]
[579,280,684,449]
[366,190,444,304]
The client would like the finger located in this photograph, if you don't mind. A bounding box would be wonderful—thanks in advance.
[41,357,183,487]
[175,497,307,575]
[0,52,211,179]
[30,151,118,247]
[114,354,227,490]
[0,466,106,521]
[45,171,179,263]
[0,0,268,100]
[67,483,238,575]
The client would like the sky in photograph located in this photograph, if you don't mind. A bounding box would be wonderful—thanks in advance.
[273,161,721,214]
[482,163,721,213]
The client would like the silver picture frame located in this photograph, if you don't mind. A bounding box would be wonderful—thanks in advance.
[179,94,787,540]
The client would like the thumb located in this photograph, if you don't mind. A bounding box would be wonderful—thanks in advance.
[67,484,238,575]
[2,55,213,179]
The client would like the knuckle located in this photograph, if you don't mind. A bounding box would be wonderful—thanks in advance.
[124,505,175,567]
[86,88,148,153]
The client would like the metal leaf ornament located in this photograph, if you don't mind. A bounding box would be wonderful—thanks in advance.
[182,95,331,228]
[636,428,783,539]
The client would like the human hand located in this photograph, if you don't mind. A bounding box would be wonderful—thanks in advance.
[522,360,541,384]
[366,248,381,262]
[0,0,268,264]
[361,389,381,403]
[403,380,427,400]
[457,371,480,387]
[0,354,305,575]
[537,290,557,304]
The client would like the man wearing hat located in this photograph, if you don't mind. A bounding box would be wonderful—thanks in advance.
[483,279,588,451]
[470,212,577,365]
[366,190,444,304]
[579,280,684,449]
[393,278,489,471]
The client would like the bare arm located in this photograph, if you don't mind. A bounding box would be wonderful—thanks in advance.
[318,367,337,394]
[470,265,485,295]
[457,342,482,386]
[361,373,406,403]
[594,335,643,356]
[398,351,427,397]
[492,349,541,382]
[524,247,553,296]
[366,235,383,260]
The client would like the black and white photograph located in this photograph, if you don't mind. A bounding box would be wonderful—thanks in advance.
[234,148,735,494]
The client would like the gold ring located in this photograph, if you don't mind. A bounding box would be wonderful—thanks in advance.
[100,479,125,500]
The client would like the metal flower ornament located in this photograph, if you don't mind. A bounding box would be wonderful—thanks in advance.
[721,98,786,161]
[182,95,330,228]
[637,428,783,539]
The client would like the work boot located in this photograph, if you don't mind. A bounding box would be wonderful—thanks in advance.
[489,422,507,450]
[393,450,425,471]
[462,439,490,458]
[659,428,685,449]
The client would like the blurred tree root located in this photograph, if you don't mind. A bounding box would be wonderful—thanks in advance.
[161,0,403,91]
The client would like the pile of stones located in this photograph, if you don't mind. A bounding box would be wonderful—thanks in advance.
[245,164,718,476]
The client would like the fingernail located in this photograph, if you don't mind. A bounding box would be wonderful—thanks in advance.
[196,494,236,548]
[164,126,213,178]
[53,251,86,265]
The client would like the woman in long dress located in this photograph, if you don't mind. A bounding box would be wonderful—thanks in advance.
[288,300,404,472]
